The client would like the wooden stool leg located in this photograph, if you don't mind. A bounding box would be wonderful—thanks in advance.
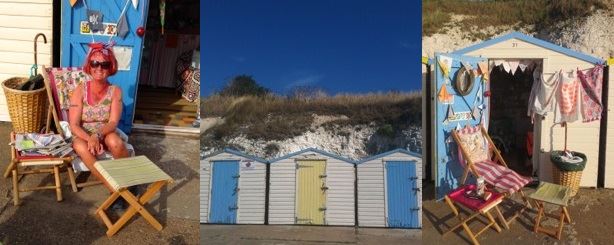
[54,165,62,202]
[12,169,19,206]
[121,191,163,230]
[96,191,121,214]
[533,202,543,233]
[556,207,565,240]
[66,165,78,192]
[485,211,502,233]
[562,207,571,223]
[494,206,509,230]
[461,222,480,245]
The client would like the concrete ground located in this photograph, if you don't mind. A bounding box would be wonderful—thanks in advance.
[0,122,200,244]
[201,225,421,244]
[422,181,614,244]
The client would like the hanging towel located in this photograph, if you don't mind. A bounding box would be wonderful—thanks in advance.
[555,70,581,123]
[508,60,520,75]
[578,65,604,122]
[528,66,560,121]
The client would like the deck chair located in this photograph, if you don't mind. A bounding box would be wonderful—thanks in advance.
[41,66,135,192]
[451,124,532,229]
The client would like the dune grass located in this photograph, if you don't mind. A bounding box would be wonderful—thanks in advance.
[423,0,608,39]
[202,92,422,141]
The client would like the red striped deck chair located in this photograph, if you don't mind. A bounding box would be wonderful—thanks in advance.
[451,124,532,229]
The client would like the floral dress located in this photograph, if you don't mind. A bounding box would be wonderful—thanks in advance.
[81,82,115,134]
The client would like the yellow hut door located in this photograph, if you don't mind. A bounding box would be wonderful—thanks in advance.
[296,160,327,225]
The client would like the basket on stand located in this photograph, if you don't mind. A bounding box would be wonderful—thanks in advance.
[551,150,586,197]
[2,77,47,133]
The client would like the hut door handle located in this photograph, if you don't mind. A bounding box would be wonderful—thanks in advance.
[319,174,327,178]
[413,188,420,192]
[411,208,420,211]
[319,207,327,211]
[234,188,240,192]
[321,186,329,191]
[233,175,240,178]
[229,206,238,210]
[409,177,418,180]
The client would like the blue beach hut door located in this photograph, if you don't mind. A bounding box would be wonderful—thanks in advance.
[432,53,487,199]
[61,0,149,133]
[385,161,419,228]
[209,160,240,224]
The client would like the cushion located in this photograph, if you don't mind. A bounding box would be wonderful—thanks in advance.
[457,126,489,163]
[46,67,90,121]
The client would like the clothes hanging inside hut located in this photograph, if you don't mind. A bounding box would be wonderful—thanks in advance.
[578,65,604,123]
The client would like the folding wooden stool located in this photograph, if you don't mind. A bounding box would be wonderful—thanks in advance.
[443,185,505,245]
[94,156,173,237]
[6,132,72,206]
[528,182,572,240]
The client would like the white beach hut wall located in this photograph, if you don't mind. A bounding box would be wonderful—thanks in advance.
[201,148,267,224]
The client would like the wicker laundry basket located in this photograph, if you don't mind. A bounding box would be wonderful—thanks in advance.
[551,151,586,197]
[2,77,47,133]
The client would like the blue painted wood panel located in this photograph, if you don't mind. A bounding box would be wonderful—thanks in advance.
[209,160,239,224]
[61,0,149,133]
[433,53,487,199]
[386,161,419,228]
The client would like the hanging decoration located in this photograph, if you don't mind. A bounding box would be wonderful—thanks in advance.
[160,0,166,35]
[87,10,104,33]
[443,105,454,124]
[578,65,604,122]
[132,0,139,9]
[438,84,454,104]
[508,60,520,74]
[438,55,453,81]
[115,0,132,39]
[478,62,489,82]
[454,63,475,96]
[70,0,78,7]
[136,27,145,37]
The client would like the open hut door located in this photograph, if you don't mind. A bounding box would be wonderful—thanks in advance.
[432,53,487,199]
[61,0,149,133]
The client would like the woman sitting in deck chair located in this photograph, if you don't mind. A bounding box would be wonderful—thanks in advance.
[68,42,129,192]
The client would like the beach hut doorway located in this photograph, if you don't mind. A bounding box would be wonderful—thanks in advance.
[488,59,542,177]
[296,160,327,225]
[133,0,200,133]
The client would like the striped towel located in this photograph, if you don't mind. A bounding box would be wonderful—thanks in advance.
[94,156,172,191]
[474,160,531,194]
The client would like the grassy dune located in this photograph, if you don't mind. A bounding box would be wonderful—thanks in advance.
[201,92,421,141]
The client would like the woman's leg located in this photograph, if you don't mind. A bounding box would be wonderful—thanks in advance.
[104,132,129,159]
[72,137,114,192]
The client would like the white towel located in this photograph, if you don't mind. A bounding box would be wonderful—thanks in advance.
[527,66,560,121]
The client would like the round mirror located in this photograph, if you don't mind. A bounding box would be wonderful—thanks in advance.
[454,66,475,96]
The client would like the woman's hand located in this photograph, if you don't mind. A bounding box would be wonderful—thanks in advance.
[87,134,103,155]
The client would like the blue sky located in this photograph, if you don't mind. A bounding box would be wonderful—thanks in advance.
[201,1,421,96]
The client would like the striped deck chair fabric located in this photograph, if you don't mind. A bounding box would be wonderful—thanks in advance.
[456,125,530,193]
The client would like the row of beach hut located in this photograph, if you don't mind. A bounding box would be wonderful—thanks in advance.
[200,148,422,228]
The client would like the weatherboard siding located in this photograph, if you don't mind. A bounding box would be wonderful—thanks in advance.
[201,151,267,224]
[200,160,210,223]
[0,0,53,122]
[237,162,266,224]
[463,37,601,187]
[324,158,355,226]
[268,159,296,224]
[357,152,422,228]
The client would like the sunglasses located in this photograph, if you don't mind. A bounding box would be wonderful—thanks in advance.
[90,60,111,69]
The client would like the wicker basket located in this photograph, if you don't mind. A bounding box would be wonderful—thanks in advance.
[551,151,586,197]
[552,166,583,197]
[2,77,47,133]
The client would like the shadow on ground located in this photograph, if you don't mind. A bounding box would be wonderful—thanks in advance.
[422,180,614,244]
[0,122,200,244]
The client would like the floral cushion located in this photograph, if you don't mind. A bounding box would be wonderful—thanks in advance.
[457,127,489,163]
[46,67,90,121]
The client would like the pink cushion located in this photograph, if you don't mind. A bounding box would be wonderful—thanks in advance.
[447,184,503,212]
[474,160,531,193]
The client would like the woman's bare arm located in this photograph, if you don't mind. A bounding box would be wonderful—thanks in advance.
[68,84,94,140]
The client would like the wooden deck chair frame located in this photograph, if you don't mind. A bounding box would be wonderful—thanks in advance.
[41,66,102,191]
[451,125,533,229]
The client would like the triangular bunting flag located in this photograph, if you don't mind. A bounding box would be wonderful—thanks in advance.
[501,62,512,73]
[438,84,454,104]
[438,55,453,79]
[70,0,78,7]
[509,60,520,74]
[478,62,489,81]
[132,0,139,9]
[117,14,129,38]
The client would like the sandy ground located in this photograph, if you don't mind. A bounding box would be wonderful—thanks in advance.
[0,122,200,244]
[201,225,421,245]
[422,181,614,244]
